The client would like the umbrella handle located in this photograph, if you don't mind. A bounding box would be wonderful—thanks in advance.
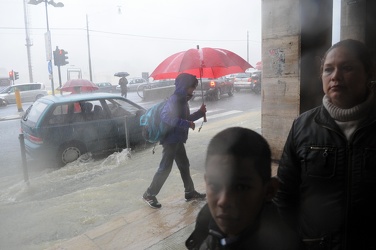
[203,113,207,122]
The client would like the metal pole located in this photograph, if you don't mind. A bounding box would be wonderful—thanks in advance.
[19,134,30,185]
[196,45,207,132]
[247,30,249,63]
[45,0,55,95]
[124,116,131,157]
[23,0,34,82]
[44,0,49,30]
[86,14,93,82]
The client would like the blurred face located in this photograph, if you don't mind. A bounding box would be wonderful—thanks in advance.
[322,46,368,109]
[205,155,268,237]
[186,86,196,101]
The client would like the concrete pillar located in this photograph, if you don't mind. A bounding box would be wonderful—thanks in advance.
[340,0,366,41]
[261,0,332,160]
[341,0,376,65]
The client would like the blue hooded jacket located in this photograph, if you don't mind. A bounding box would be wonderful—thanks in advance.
[160,73,204,144]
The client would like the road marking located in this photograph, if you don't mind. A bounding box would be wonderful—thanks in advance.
[206,110,243,119]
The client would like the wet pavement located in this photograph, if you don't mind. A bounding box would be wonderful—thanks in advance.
[46,163,279,250]
[47,191,206,250]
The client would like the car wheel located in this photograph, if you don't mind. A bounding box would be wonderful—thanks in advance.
[58,142,86,166]
[35,94,44,101]
[228,86,234,96]
[214,89,221,101]
[0,99,7,107]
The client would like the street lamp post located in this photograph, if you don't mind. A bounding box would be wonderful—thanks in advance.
[86,14,93,82]
[28,0,64,95]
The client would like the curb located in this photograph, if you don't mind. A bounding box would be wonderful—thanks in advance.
[0,114,22,121]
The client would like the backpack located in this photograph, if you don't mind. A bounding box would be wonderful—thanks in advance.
[140,100,170,144]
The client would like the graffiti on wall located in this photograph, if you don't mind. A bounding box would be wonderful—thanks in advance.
[269,48,285,76]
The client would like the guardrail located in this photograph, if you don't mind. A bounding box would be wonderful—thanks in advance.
[141,86,175,101]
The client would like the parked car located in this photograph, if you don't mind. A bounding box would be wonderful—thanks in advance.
[233,72,252,92]
[20,93,146,166]
[192,77,234,101]
[0,82,47,105]
[95,82,117,93]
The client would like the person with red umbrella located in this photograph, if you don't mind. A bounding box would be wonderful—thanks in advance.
[142,73,207,209]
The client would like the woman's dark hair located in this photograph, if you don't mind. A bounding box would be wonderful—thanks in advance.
[320,39,374,81]
[205,127,272,183]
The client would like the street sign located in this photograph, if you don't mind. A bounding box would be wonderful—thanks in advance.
[44,31,52,61]
[48,61,52,74]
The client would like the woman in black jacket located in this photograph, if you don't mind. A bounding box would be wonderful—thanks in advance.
[274,39,376,249]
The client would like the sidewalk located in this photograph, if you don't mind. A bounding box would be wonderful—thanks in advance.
[48,193,205,250]
[0,111,24,121]
[46,163,279,250]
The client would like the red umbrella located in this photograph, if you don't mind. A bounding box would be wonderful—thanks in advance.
[151,47,252,129]
[150,47,253,80]
[60,79,99,93]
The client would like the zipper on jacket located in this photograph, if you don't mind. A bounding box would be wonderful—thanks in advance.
[343,144,352,250]
[302,237,327,248]
[309,146,332,157]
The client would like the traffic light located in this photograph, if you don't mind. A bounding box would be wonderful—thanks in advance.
[60,49,69,66]
[53,48,61,66]
[8,70,14,80]
[14,72,19,80]
[54,48,69,66]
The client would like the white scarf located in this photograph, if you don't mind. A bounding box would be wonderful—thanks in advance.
[322,92,374,140]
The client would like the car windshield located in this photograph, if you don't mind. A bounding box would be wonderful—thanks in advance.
[235,73,251,78]
[0,86,11,93]
[107,98,141,114]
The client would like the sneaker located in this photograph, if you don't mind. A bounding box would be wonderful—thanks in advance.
[142,192,162,209]
[185,190,206,202]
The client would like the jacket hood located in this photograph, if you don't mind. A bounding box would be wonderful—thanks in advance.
[174,73,198,96]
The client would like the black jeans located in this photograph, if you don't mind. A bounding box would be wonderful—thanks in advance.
[146,143,195,196]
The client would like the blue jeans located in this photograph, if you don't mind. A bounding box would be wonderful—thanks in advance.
[146,143,195,196]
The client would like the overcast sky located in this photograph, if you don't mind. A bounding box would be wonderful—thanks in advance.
[1,0,339,87]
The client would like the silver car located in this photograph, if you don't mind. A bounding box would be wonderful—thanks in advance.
[0,82,47,105]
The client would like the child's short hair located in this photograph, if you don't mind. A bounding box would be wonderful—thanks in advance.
[205,127,272,183]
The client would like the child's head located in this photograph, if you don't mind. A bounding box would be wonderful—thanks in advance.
[204,127,278,237]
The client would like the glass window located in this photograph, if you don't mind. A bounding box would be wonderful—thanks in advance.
[26,101,48,124]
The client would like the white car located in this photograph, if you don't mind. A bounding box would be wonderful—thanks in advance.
[0,82,47,105]
[233,73,252,92]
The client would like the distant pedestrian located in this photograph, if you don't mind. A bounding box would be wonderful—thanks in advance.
[186,127,300,249]
[142,73,207,209]
[119,76,128,98]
